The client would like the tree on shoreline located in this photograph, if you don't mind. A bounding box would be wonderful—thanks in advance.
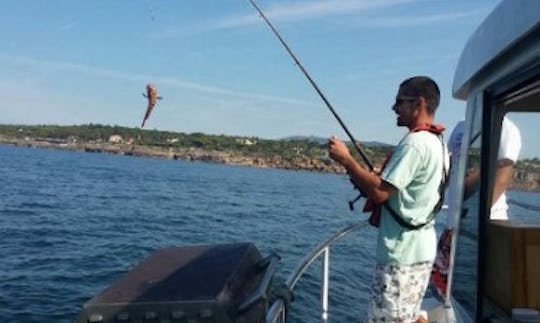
[1,124,538,192]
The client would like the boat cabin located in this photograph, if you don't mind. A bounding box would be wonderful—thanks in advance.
[448,0,540,321]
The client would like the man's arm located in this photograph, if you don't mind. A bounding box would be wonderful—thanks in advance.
[464,168,480,200]
[328,137,397,203]
[463,158,514,206]
[492,159,514,205]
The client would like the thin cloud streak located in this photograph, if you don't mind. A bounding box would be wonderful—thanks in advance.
[354,9,487,28]
[0,53,316,108]
[230,0,417,26]
[58,22,76,31]
[154,0,416,39]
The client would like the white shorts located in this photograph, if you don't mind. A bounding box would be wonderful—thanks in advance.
[366,261,432,323]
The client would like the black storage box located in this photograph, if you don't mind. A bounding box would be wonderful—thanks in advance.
[76,243,274,323]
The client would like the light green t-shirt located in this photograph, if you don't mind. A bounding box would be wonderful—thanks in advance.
[377,131,445,265]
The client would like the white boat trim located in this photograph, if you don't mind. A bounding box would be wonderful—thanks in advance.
[453,0,540,100]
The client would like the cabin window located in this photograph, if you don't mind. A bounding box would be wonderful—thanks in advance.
[482,111,540,319]
[481,88,540,320]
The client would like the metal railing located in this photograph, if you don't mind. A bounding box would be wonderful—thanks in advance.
[265,220,369,323]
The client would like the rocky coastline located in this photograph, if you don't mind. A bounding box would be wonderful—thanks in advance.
[2,137,538,192]
[1,137,347,174]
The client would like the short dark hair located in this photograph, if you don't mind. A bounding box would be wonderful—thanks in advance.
[400,76,440,114]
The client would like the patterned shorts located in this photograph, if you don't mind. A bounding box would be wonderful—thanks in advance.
[366,261,432,323]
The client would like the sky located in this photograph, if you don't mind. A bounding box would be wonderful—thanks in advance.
[0,0,537,158]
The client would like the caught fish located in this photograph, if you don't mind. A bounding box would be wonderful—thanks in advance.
[141,83,163,128]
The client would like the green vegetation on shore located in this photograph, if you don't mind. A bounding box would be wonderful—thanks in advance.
[0,123,392,166]
[1,123,538,191]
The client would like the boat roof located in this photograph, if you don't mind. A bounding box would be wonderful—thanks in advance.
[452,0,540,100]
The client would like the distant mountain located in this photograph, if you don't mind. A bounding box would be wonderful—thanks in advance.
[280,135,392,147]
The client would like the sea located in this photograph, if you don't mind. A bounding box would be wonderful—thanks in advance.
[1,145,538,323]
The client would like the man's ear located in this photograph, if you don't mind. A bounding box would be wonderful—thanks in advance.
[416,96,430,114]
[416,96,426,108]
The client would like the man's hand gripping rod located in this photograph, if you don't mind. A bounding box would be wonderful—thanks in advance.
[248,0,374,209]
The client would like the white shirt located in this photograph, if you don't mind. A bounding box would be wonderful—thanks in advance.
[446,117,521,221]
[491,117,521,219]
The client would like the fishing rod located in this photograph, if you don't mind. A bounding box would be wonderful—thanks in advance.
[248,0,374,172]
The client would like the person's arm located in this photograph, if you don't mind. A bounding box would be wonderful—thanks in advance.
[328,137,396,203]
[491,158,515,205]
[492,117,520,204]
[463,159,514,206]
[464,168,480,199]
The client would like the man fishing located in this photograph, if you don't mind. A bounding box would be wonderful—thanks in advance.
[328,76,446,323]
[247,3,445,320]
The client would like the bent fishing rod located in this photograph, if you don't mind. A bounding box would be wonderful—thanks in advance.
[248,0,374,172]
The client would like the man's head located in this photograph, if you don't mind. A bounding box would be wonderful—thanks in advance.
[392,76,440,128]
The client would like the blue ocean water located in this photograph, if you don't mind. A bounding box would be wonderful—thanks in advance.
[1,145,538,323]
[0,145,378,322]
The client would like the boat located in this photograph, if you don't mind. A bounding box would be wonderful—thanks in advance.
[76,1,540,322]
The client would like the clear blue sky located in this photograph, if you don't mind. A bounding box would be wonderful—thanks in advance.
[1,0,535,157]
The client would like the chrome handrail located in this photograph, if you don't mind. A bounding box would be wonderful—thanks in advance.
[266,220,369,323]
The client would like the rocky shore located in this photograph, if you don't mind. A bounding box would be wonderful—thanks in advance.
[2,137,538,192]
[1,137,347,174]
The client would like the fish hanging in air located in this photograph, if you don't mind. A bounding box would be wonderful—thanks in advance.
[141,83,163,128]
